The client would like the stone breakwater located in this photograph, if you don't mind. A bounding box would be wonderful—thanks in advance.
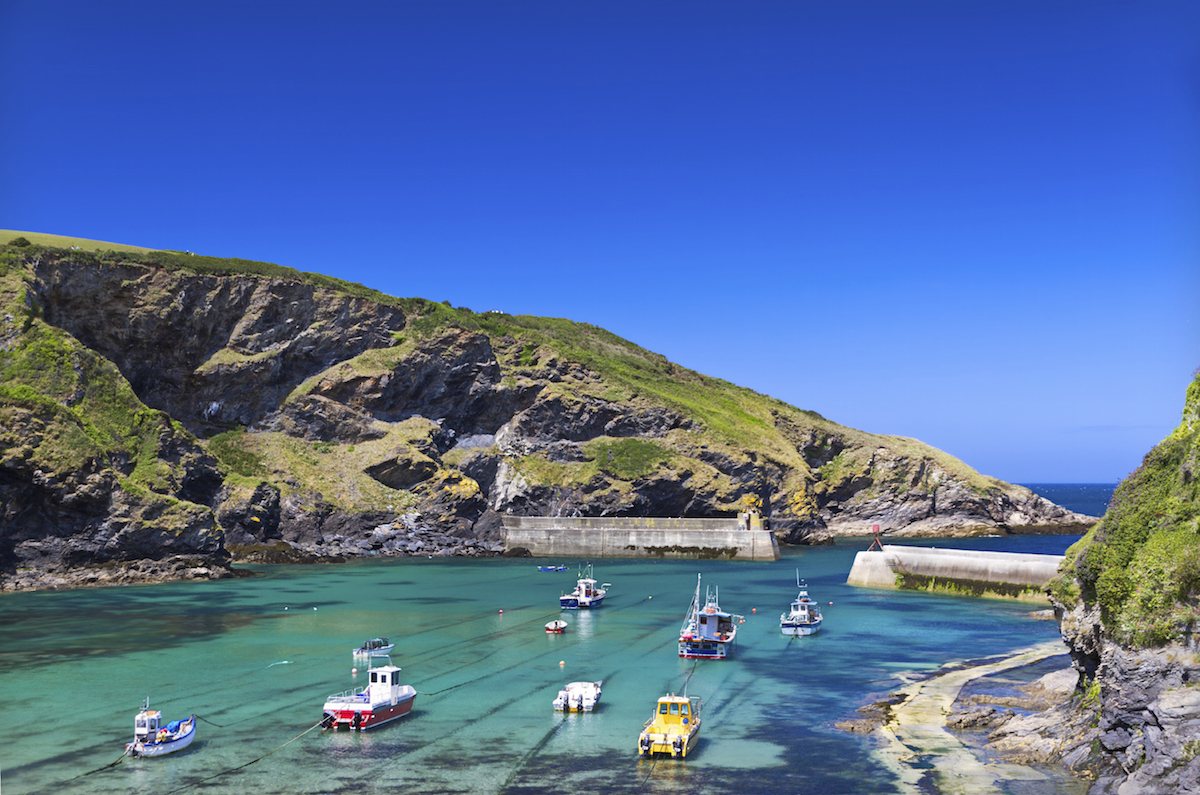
[846,545,1065,601]
[501,516,780,560]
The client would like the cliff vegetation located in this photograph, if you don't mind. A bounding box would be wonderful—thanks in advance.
[0,232,1094,590]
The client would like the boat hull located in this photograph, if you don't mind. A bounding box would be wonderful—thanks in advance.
[324,690,417,731]
[780,619,821,636]
[678,627,736,659]
[638,724,700,758]
[559,595,604,609]
[127,718,196,757]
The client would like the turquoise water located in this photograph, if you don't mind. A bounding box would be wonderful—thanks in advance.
[0,539,1083,795]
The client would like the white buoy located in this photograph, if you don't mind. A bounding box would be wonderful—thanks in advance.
[498,609,503,614]
[352,667,358,676]
[559,660,565,667]
[313,607,317,611]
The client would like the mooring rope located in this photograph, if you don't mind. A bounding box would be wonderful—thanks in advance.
[62,747,130,782]
[194,714,228,728]
[159,719,326,795]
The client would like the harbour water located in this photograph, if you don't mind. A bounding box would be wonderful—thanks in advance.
[0,535,1091,795]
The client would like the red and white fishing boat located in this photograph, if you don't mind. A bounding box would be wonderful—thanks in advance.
[321,664,417,731]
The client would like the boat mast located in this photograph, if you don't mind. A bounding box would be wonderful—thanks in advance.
[682,574,701,627]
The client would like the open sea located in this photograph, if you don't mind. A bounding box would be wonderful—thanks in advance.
[1018,484,1116,519]
[0,526,1107,795]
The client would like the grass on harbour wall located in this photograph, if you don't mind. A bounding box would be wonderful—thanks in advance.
[1052,374,1200,646]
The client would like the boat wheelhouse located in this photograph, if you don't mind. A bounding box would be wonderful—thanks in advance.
[126,699,196,757]
[678,574,742,659]
[638,693,702,758]
[322,664,417,731]
[560,563,609,609]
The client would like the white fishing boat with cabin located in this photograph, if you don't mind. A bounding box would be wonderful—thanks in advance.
[780,574,823,636]
[560,563,609,609]
[678,574,742,659]
[126,699,196,758]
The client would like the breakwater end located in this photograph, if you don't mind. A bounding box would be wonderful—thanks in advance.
[846,545,1064,602]
[501,515,780,561]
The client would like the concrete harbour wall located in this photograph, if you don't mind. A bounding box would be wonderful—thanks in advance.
[846,545,1064,602]
[501,516,780,561]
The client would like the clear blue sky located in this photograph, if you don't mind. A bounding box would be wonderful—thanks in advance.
[2,1,1197,483]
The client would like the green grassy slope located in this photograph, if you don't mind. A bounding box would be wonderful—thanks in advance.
[0,232,1021,526]
[1052,372,1200,645]
[0,230,154,253]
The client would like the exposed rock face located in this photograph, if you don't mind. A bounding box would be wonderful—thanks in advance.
[983,374,1200,794]
[981,610,1200,794]
[0,247,1096,590]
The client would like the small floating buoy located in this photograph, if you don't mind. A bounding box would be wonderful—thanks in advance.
[752,608,756,613]
[284,607,288,610]
[829,601,833,605]
[559,660,565,667]
[313,607,317,611]
[648,596,652,600]
[352,667,357,676]
[499,609,503,614]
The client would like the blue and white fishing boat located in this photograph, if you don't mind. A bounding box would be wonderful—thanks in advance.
[560,563,609,609]
[780,573,822,636]
[678,574,742,659]
[126,699,196,757]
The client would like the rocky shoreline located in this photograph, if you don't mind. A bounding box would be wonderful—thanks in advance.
[838,625,1200,795]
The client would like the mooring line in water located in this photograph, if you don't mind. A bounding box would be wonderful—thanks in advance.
[160,719,326,795]
[194,714,229,728]
[497,717,569,790]
[61,747,130,782]
[637,753,660,788]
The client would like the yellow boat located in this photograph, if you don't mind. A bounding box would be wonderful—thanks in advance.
[637,693,702,758]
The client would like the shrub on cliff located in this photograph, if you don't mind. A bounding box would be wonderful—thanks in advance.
[1054,372,1200,645]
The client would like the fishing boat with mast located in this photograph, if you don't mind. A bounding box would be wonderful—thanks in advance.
[559,563,609,609]
[678,574,742,659]
[780,572,823,636]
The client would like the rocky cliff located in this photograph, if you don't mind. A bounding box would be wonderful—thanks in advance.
[0,238,1094,591]
[987,372,1200,793]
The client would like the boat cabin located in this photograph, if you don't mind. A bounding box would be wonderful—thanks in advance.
[654,696,696,728]
[791,597,816,621]
[695,606,734,641]
[367,665,407,705]
[134,708,162,742]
